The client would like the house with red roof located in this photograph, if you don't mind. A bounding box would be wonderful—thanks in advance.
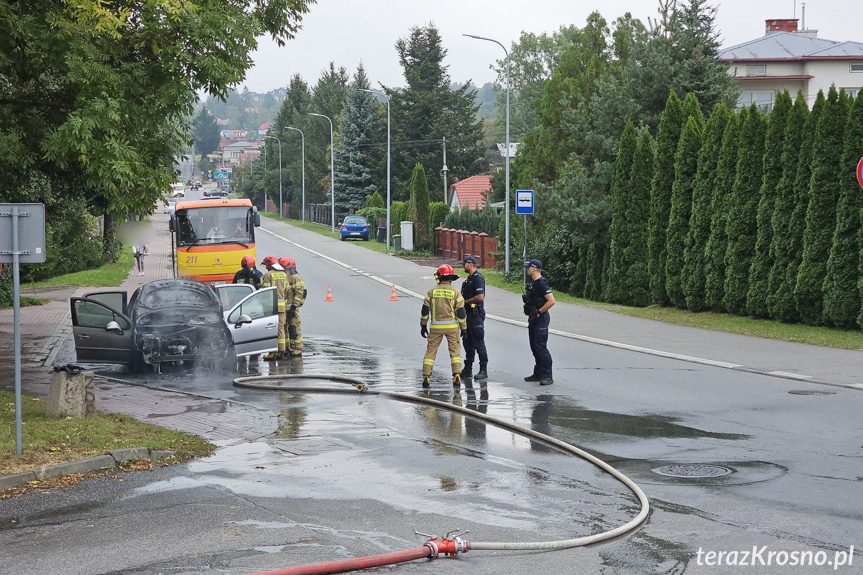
[448,175,492,211]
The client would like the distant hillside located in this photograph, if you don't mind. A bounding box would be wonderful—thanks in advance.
[457,82,500,119]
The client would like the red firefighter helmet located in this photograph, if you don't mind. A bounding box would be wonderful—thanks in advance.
[261,254,278,267]
[279,256,296,269]
[435,264,459,283]
[241,254,255,268]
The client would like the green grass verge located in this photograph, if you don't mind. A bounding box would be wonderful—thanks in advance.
[481,269,863,350]
[25,249,135,289]
[0,391,215,475]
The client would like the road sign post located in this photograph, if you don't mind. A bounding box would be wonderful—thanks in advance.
[515,190,534,282]
[1,204,46,455]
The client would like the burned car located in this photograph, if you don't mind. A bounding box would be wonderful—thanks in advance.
[71,279,279,373]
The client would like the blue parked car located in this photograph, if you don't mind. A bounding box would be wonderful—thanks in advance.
[340,215,370,241]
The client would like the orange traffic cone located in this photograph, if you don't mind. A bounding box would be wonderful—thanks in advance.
[389,285,399,301]
[325,285,334,302]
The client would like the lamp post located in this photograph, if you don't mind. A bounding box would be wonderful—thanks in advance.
[284,126,305,224]
[309,112,335,235]
[265,135,282,218]
[464,33,511,274]
[359,88,391,249]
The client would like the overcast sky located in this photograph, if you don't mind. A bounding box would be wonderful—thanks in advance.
[238,0,863,94]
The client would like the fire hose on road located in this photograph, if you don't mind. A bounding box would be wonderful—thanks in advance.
[234,374,650,575]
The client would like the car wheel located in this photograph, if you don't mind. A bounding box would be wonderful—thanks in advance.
[130,350,145,374]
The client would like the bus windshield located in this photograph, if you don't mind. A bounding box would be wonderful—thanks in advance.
[175,206,254,247]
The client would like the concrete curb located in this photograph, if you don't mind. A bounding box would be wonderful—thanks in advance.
[1,448,176,492]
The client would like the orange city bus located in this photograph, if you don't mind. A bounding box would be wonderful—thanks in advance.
[169,198,261,285]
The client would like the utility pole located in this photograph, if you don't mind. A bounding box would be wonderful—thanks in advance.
[442,136,449,205]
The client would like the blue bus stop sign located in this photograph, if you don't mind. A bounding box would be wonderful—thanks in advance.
[516,189,534,215]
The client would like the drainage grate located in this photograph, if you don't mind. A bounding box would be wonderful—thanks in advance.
[788,390,836,396]
[652,464,733,478]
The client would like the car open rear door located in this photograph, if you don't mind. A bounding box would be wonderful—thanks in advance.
[225,287,279,356]
[70,298,133,363]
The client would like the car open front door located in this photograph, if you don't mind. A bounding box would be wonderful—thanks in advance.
[214,283,255,318]
[70,298,133,363]
[225,287,279,356]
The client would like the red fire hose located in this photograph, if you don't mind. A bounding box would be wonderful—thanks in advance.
[248,545,434,575]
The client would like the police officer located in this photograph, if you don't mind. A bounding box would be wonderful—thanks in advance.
[523,259,555,385]
[233,254,263,288]
[420,264,468,387]
[260,255,288,360]
[459,255,488,380]
[279,256,306,357]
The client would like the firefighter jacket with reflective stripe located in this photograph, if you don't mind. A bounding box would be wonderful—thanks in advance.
[285,271,305,309]
[420,281,466,331]
[262,269,288,310]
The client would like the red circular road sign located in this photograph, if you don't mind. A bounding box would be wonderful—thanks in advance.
[858,157,863,189]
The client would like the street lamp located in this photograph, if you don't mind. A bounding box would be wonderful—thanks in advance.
[265,135,282,218]
[464,33,511,274]
[359,88,391,249]
[284,126,305,224]
[309,112,335,235]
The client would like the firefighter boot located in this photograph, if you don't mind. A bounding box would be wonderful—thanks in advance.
[452,373,462,387]
[264,352,277,361]
[474,365,488,380]
[460,364,473,379]
[422,375,430,388]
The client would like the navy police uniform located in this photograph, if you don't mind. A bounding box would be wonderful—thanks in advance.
[524,260,553,382]
[461,265,488,375]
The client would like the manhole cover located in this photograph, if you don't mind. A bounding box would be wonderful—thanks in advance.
[652,464,733,478]
[788,390,836,396]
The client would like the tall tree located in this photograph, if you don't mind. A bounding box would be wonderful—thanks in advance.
[333,64,377,212]
[621,129,655,307]
[309,63,349,210]
[606,121,638,303]
[704,109,741,310]
[746,90,792,317]
[270,73,314,210]
[410,163,431,251]
[193,107,221,160]
[648,90,685,305]
[2,0,313,259]
[666,106,704,308]
[387,24,483,202]
[823,89,863,328]
[723,104,765,315]
[492,25,577,140]
[766,92,810,322]
[683,102,729,311]
[795,87,849,325]
[771,91,824,322]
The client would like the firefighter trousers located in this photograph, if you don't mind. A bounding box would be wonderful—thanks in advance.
[277,311,287,353]
[423,328,462,377]
[288,310,302,355]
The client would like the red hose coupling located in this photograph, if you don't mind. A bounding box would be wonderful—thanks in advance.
[425,536,470,558]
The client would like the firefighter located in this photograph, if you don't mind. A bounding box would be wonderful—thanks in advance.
[420,264,467,387]
[279,256,306,357]
[260,254,288,360]
[232,254,263,288]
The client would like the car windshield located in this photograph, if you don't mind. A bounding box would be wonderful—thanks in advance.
[175,206,253,247]
[345,217,366,225]
[137,285,217,309]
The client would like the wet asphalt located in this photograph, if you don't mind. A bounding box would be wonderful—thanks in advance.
[1,203,862,574]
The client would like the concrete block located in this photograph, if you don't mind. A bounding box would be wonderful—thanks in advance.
[46,370,95,418]
[107,447,150,463]
[0,471,37,491]
[34,455,115,479]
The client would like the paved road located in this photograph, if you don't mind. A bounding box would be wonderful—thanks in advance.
[1,212,861,574]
